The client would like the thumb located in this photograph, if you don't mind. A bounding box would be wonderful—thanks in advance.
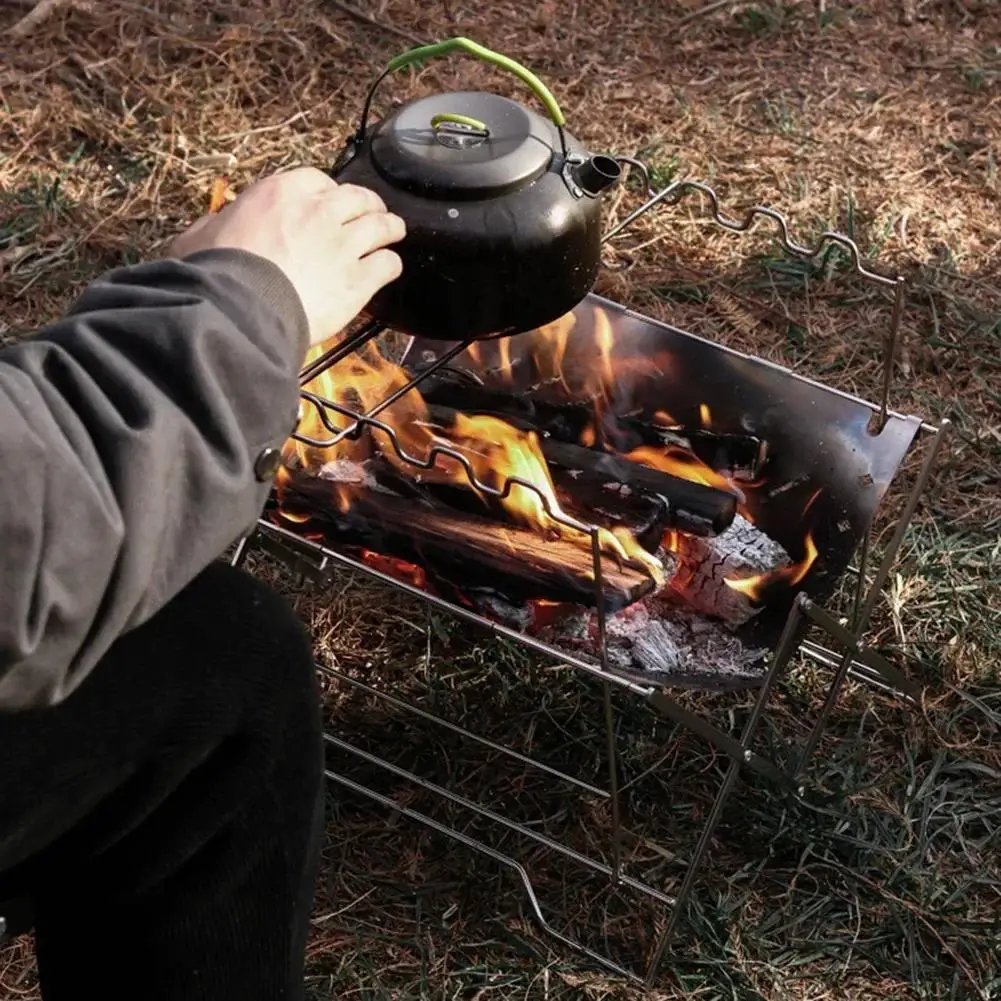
[167,214,215,260]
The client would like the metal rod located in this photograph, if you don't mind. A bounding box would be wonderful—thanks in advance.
[289,400,606,541]
[793,420,951,776]
[645,688,794,787]
[874,280,906,434]
[590,529,624,884]
[229,533,252,569]
[799,602,918,698]
[298,320,384,386]
[297,338,476,450]
[603,180,900,289]
[644,593,808,984]
[324,734,675,906]
[323,767,642,982]
[365,339,474,423]
[256,521,652,697]
[321,665,610,798]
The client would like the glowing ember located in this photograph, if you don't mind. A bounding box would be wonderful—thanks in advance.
[360,550,427,590]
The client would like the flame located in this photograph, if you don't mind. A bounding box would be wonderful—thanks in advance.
[724,532,819,602]
[285,334,663,586]
[291,337,438,492]
[441,413,665,584]
[497,335,513,384]
[625,445,742,497]
[699,403,712,429]
[531,312,576,391]
[594,307,615,390]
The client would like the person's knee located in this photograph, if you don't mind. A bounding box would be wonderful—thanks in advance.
[110,559,318,728]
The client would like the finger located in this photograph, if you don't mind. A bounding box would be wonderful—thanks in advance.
[168,214,215,258]
[355,248,404,295]
[339,211,407,260]
[275,165,338,195]
[324,183,390,225]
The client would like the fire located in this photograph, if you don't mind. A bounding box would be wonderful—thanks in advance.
[286,332,664,586]
[624,445,743,499]
[594,307,616,391]
[360,550,427,590]
[699,403,712,428]
[532,311,575,392]
[291,337,437,482]
[724,532,819,602]
[441,413,665,584]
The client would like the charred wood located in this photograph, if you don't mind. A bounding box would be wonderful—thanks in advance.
[417,404,737,538]
[539,438,737,538]
[418,369,768,479]
[670,514,791,627]
[277,468,657,611]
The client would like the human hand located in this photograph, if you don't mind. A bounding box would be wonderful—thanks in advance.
[169,167,405,345]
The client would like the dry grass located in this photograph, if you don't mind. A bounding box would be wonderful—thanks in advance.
[2,0,1000,998]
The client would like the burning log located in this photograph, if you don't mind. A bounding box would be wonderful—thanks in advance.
[278,468,658,611]
[636,425,768,482]
[539,437,737,538]
[419,370,768,479]
[670,514,791,628]
[417,405,737,538]
[419,371,593,442]
[548,467,669,553]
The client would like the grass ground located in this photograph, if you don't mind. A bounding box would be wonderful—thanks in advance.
[1,1,999,998]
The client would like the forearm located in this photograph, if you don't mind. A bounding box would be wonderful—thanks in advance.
[0,249,308,710]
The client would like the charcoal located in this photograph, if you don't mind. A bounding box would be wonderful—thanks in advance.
[671,514,791,628]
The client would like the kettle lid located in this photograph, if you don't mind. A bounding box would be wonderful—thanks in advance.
[369,91,558,199]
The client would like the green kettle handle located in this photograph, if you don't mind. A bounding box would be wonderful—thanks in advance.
[351,36,569,152]
[384,37,566,127]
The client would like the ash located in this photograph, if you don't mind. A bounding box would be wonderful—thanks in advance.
[540,597,771,690]
[472,516,790,690]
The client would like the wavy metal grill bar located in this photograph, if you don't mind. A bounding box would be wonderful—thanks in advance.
[603,179,906,432]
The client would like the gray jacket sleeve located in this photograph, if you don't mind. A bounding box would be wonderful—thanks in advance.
[0,248,309,711]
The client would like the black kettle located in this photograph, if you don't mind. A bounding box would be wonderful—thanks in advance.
[332,37,623,341]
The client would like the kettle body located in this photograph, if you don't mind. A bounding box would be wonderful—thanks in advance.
[331,39,622,341]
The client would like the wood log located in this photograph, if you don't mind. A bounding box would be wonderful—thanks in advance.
[417,404,737,538]
[538,438,737,538]
[310,448,671,556]
[418,370,593,442]
[670,514,791,627]
[276,470,657,612]
[626,423,768,482]
[418,369,768,479]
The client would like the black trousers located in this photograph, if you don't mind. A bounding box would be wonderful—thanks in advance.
[0,561,325,1001]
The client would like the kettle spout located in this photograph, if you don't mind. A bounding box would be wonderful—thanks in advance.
[570,155,622,196]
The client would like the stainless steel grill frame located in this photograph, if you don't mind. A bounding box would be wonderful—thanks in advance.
[231,179,948,984]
